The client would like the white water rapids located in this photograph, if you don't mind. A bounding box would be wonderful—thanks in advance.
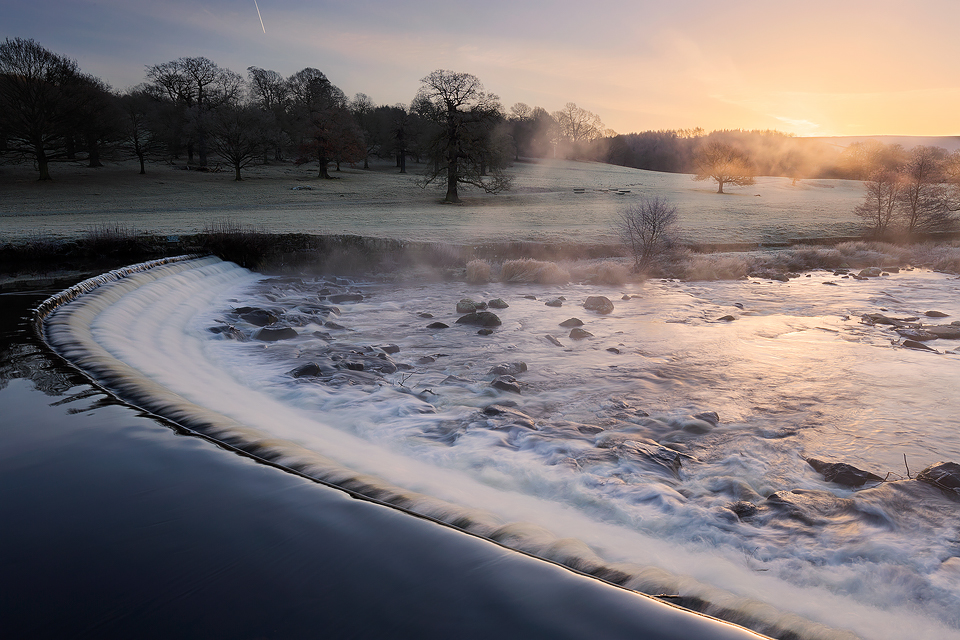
[43,257,960,640]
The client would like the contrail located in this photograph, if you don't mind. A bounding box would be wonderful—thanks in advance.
[254,0,266,33]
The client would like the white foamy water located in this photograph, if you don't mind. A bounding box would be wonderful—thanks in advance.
[45,258,960,640]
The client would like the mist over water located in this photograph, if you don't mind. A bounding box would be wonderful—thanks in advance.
[45,258,960,640]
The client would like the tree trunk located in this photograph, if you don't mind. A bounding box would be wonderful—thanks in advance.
[137,152,146,175]
[87,133,103,168]
[717,180,724,194]
[398,153,406,174]
[35,144,51,181]
[234,162,242,181]
[318,155,331,179]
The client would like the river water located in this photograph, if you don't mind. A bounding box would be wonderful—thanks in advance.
[37,257,960,640]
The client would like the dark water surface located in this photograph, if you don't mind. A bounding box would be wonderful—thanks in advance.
[0,288,760,639]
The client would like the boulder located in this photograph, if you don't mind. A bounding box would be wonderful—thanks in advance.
[805,458,883,487]
[289,362,322,378]
[569,327,593,340]
[488,298,509,309]
[545,298,563,307]
[426,322,449,329]
[559,318,584,328]
[255,327,298,341]
[896,328,938,341]
[925,310,949,318]
[583,296,615,314]
[917,462,960,494]
[456,311,502,327]
[858,267,883,277]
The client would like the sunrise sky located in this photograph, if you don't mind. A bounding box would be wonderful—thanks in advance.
[6,0,960,137]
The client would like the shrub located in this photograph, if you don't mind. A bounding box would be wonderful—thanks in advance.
[618,196,680,272]
[500,258,570,284]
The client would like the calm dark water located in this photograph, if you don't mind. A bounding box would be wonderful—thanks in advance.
[0,288,759,639]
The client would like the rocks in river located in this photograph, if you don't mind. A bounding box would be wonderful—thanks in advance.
[925,310,949,318]
[456,298,486,313]
[376,344,400,354]
[426,322,449,329]
[487,298,509,309]
[255,327,299,341]
[902,340,937,352]
[491,375,522,394]
[583,296,614,314]
[861,313,909,327]
[694,411,720,426]
[716,315,737,322]
[544,334,563,347]
[324,321,347,330]
[569,327,593,340]
[456,311,502,327]
[328,293,364,304]
[545,298,563,307]
[896,328,938,341]
[237,307,279,327]
[728,501,759,520]
[764,489,855,526]
[208,325,245,340]
[926,325,960,339]
[489,362,527,376]
[483,404,536,429]
[418,312,434,318]
[917,462,960,494]
[477,328,493,336]
[289,362,322,378]
[805,458,883,487]
[858,267,883,277]
[559,317,583,327]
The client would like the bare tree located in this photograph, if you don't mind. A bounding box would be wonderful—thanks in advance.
[855,169,903,237]
[246,66,289,161]
[693,140,755,194]
[119,88,163,174]
[210,103,268,181]
[618,196,680,271]
[897,146,956,234]
[0,37,82,180]
[145,56,242,166]
[553,102,604,143]
[287,68,362,179]
[414,69,509,203]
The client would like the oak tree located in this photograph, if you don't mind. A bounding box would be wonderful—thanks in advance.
[693,141,756,194]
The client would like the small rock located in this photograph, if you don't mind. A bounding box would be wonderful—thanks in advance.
[457,298,481,313]
[917,461,960,494]
[418,312,434,318]
[417,355,437,364]
[716,315,737,322]
[896,328,938,341]
[289,363,321,378]
[806,458,883,487]
[728,501,759,519]
[544,334,563,347]
[239,308,279,326]
[324,321,347,330]
[926,325,960,339]
[584,296,615,314]
[426,322,449,329]
[456,311,502,327]
[377,344,401,354]
[569,327,593,340]
[477,328,493,336]
[606,347,621,354]
[255,327,299,342]
[489,362,528,376]
[859,267,883,278]
[491,375,522,394]
[488,298,509,309]
[621,295,631,300]
[925,310,949,318]
[545,299,563,307]
[523,295,537,300]
[329,293,364,304]
[823,282,839,286]
[559,318,584,327]
[902,339,937,352]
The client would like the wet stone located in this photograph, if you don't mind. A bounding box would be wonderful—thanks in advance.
[488,298,509,309]
[488,362,528,376]
[583,296,615,314]
[559,318,584,327]
[569,327,593,340]
[545,299,563,307]
[255,327,299,341]
[477,328,493,336]
[925,310,949,318]
[426,322,449,329]
[328,293,364,304]
[917,461,960,494]
[455,312,502,327]
[544,334,563,347]
[805,458,883,487]
[238,308,279,327]
[491,375,522,394]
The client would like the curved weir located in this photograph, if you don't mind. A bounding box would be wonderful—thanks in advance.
[39,257,960,640]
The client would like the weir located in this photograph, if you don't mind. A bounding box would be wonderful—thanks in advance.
[37,257,960,640]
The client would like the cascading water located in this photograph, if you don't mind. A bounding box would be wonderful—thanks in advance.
[41,257,960,640]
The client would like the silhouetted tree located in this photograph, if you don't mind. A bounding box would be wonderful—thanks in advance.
[0,37,82,180]
[693,140,755,193]
[414,69,509,203]
[618,196,680,271]
[145,56,242,166]
[246,66,290,161]
[288,68,362,178]
[119,88,163,174]
[210,102,269,180]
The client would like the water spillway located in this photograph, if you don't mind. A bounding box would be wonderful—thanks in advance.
[40,256,960,640]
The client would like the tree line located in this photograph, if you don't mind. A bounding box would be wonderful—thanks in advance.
[0,38,612,202]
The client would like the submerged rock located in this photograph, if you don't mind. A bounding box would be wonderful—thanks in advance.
[456,311,502,327]
[925,310,949,318]
[583,296,614,314]
[926,325,960,339]
[544,334,563,347]
[569,327,593,340]
[238,308,279,327]
[805,458,883,487]
[328,293,364,304]
[858,267,883,277]
[896,328,938,341]
[488,298,509,309]
[545,298,563,307]
[559,317,584,327]
[456,298,484,313]
[255,327,299,341]
[426,322,449,329]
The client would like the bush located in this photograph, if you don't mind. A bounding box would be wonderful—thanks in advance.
[465,259,492,283]
[500,258,570,284]
[618,196,680,272]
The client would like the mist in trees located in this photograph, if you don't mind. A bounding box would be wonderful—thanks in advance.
[693,140,756,194]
